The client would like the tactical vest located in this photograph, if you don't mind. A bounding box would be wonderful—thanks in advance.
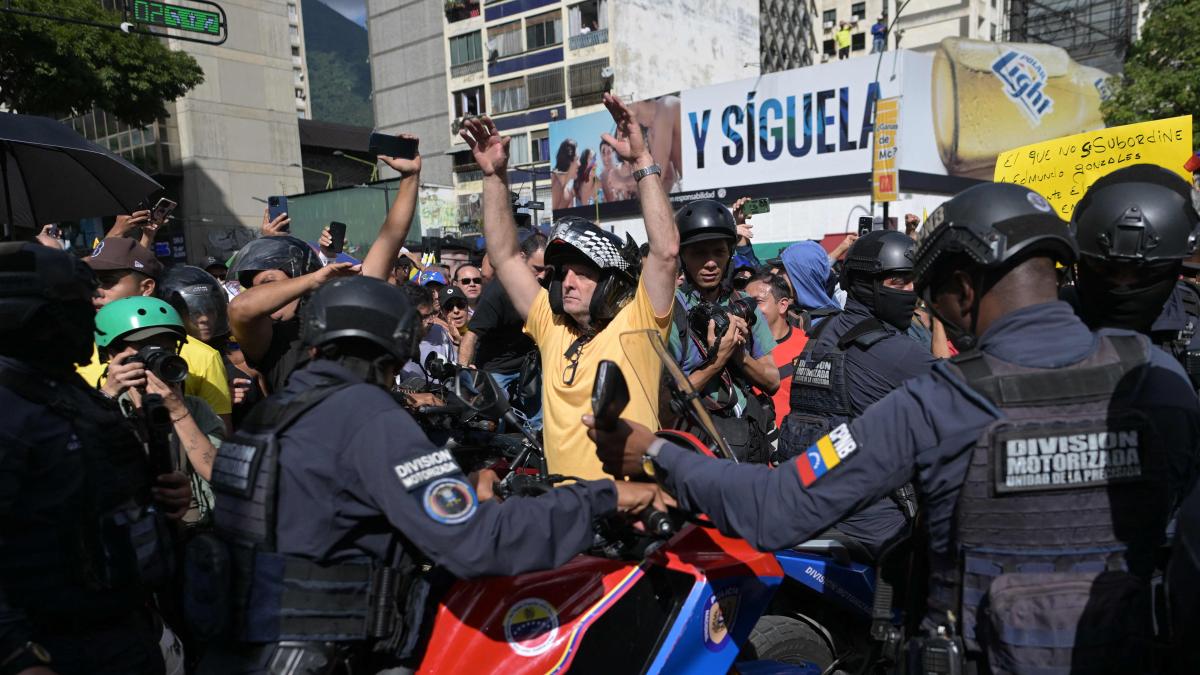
[931,335,1167,673]
[1154,281,1200,391]
[204,378,419,651]
[779,315,887,459]
[0,364,171,626]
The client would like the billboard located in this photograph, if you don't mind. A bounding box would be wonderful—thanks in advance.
[548,38,1114,216]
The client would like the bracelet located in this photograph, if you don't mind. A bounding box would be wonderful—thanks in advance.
[170,410,191,424]
[632,164,661,182]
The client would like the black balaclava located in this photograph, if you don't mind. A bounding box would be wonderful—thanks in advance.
[1075,262,1178,333]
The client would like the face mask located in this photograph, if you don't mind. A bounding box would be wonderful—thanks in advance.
[1075,265,1177,333]
[873,285,919,331]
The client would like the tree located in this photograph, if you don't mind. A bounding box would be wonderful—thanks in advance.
[307,50,373,128]
[1102,0,1200,147]
[0,0,204,127]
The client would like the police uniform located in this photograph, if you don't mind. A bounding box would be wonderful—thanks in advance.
[1150,281,1200,390]
[198,277,616,673]
[653,301,1200,670]
[781,295,934,556]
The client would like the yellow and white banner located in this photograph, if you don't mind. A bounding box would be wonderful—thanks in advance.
[872,97,900,202]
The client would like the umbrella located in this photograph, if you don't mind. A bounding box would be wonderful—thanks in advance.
[0,112,163,235]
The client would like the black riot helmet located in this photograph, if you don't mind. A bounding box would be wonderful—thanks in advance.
[913,183,1077,350]
[841,230,918,330]
[0,242,98,368]
[675,199,737,247]
[158,265,230,343]
[227,235,321,289]
[1071,164,1200,263]
[301,276,420,376]
[543,217,640,329]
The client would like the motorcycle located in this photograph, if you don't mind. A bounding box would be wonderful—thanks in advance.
[416,331,903,674]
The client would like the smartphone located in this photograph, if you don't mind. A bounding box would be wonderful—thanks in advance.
[327,221,347,255]
[267,195,289,230]
[150,197,177,224]
[858,216,874,236]
[742,198,770,216]
[368,132,418,159]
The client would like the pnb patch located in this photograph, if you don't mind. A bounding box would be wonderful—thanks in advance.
[795,423,858,487]
[702,586,740,652]
[994,425,1146,494]
[394,449,459,491]
[792,356,834,389]
[422,478,477,525]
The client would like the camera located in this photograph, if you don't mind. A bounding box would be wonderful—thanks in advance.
[687,296,757,348]
[128,345,189,385]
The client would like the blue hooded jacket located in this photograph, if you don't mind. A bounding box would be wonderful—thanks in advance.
[781,241,839,323]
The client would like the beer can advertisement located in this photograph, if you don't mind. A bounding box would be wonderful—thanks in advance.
[872,97,900,202]
[993,115,1193,218]
[549,37,1115,217]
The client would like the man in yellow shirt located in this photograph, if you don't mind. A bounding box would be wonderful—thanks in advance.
[836,21,853,60]
[460,94,680,481]
[77,237,233,430]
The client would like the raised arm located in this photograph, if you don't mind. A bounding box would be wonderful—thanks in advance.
[600,94,678,317]
[229,263,358,362]
[460,117,542,319]
[363,134,422,280]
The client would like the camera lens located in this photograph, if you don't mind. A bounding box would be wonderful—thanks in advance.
[137,345,189,384]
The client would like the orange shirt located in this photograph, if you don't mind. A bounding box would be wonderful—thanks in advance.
[769,325,809,429]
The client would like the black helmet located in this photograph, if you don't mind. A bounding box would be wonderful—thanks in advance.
[675,200,736,247]
[1071,164,1200,263]
[158,265,230,340]
[300,276,419,365]
[913,182,1077,295]
[0,242,97,366]
[227,235,321,288]
[544,217,639,327]
[842,230,918,330]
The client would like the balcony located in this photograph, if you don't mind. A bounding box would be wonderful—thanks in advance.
[569,28,608,50]
[450,59,484,78]
[455,168,484,184]
[445,0,481,23]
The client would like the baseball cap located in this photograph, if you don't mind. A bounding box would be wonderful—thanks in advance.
[204,256,228,270]
[86,237,163,278]
[440,285,468,309]
[418,269,448,287]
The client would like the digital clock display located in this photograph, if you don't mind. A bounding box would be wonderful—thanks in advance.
[132,0,221,36]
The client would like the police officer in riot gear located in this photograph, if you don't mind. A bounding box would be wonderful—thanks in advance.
[0,243,179,674]
[197,275,654,674]
[591,183,1200,672]
[673,199,778,463]
[1069,164,1200,388]
[779,229,934,558]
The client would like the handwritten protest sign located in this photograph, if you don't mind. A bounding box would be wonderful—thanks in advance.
[993,115,1193,218]
[872,98,900,202]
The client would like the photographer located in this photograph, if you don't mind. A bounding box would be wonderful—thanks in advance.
[673,199,779,464]
[96,297,223,526]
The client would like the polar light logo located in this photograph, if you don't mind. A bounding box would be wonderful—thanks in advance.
[991,50,1054,125]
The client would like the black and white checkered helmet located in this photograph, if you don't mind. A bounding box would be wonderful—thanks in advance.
[545,217,633,276]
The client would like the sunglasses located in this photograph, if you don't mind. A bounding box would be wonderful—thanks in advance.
[457,277,483,285]
[562,335,593,386]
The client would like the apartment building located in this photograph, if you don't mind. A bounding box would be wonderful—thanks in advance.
[288,0,312,118]
[761,0,821,73]
[817,0,1005,60]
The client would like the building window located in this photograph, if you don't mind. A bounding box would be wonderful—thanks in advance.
[850,2,865,21]
[526,69,564,108]
[531,129,549,163]
[295,87,305,99]
[568,0,606,36]
[291,45,300,56]
[526,11,562,50]
[822,9,835,27]
[491,78,527,114]
[453,86,485,117]
[990,23,997,40]
[288,3,297,21]
[851,32,865,51]
[449,31,483,66]
[569,57,609,107]
[823,39,835,56]
[289,25,298,38]
[509,132,530,166]
[488,20,522,59]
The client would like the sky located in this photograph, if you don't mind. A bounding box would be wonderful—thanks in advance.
[317,0,366,27]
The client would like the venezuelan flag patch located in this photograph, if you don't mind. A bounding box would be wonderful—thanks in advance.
[795,423,859,487]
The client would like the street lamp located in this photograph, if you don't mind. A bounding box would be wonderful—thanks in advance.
[333,151,378,182]
[289,163,333,190]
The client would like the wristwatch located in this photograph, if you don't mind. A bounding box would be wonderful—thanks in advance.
[632,164,661,182]
[641,438,669,485]
[0,641,51,675]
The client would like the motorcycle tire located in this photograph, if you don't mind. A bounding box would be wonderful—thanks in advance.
[743,614,834,668]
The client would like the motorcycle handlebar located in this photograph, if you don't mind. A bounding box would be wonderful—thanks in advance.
[641,507,675,539]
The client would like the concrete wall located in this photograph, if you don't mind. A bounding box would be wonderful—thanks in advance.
[170,0,305,261]
[611,0,759,101]
[367,0,454,185]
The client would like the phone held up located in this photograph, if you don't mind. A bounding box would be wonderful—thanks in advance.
[858,216,874,237]
[368,132,418,160]
[741,197,770,216]
[267,195,289,231]
[150,197,177,224]
[327,221,347,255]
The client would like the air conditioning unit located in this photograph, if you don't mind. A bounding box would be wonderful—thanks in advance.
[549,109,559,119]
[852,14,861,21]
[823,20,833,29]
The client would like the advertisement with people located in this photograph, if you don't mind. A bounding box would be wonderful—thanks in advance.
[549,37,1114,217]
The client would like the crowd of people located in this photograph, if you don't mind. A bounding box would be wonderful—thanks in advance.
[3,92,1200,674]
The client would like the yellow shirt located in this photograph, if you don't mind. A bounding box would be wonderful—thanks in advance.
[78,337,233,416]
[524,279,672,480]
[835,27,852,49]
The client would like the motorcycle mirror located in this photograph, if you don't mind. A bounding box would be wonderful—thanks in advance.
[457,368,510,418]
[591,360,629,431]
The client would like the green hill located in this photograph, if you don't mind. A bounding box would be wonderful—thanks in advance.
[302,0,373,127]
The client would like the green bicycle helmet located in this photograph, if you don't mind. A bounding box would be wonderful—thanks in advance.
[95,296,187,348]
